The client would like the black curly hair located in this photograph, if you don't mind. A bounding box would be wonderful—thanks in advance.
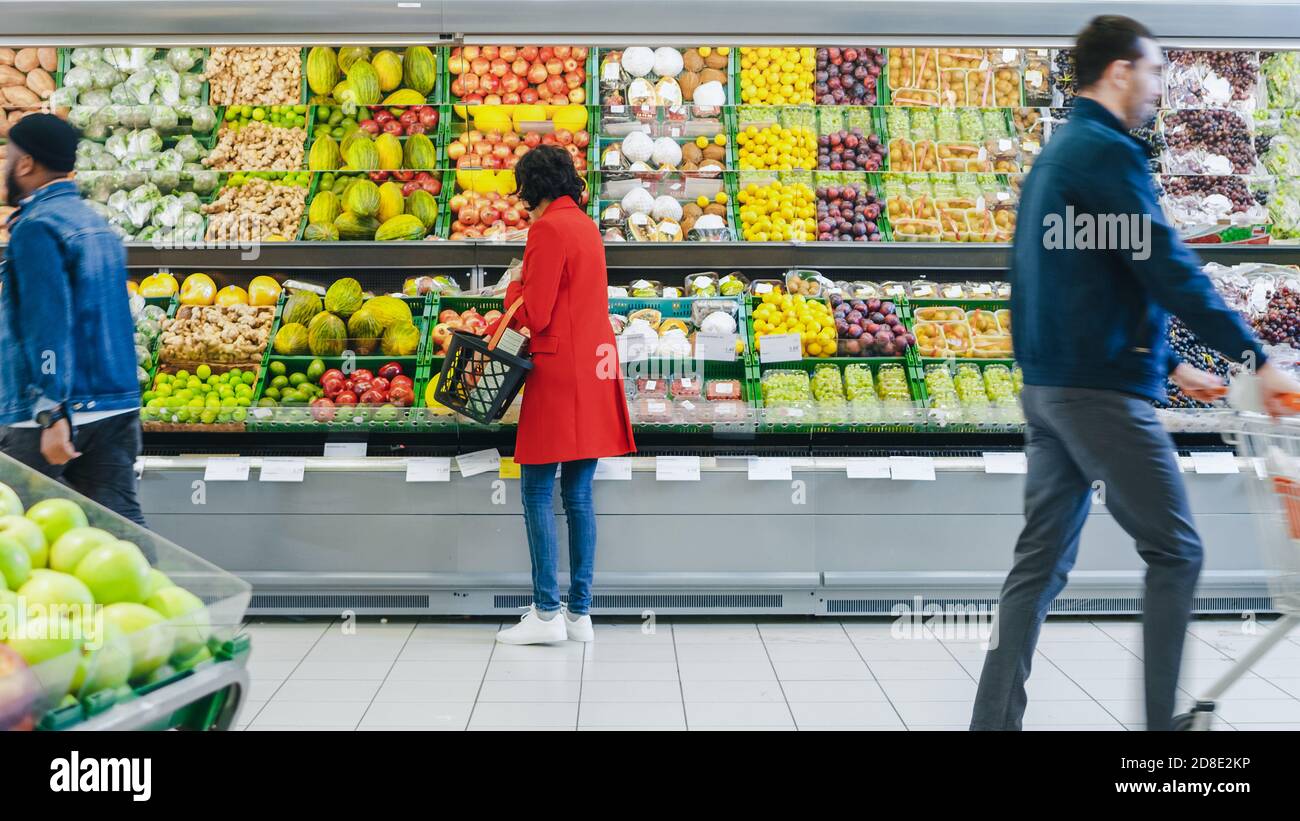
[514,144,584,211]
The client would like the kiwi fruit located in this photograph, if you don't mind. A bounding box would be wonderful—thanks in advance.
[682,142,703,164]
[702,144,726,162]
[682,203,704,221]
[678,71,701,101]
[682,50,705,73]
[704,203,728,218]
[704,53,729,70]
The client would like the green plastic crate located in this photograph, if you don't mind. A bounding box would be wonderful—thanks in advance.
[754,357,923,433]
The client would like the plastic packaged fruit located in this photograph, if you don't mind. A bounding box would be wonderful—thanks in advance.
[635,377,668,398]
[915,306,965,323]
[995,309,1011,334]
[761,369,813,404]
[968,309,1001,335]
[844,363,875,401]
[984,364,1017,406]
[876,363,911,403]
[674,398,703,424]
[670,376,702,399]
[686,273,719,297]
[811,363,845,402]
[912,321,947,357]
[709,400,748,424]
[954,363,990,405]
[924,364,960,410]
[705,379,742,401]
[634,397,674,424]
[973,336,1012,358]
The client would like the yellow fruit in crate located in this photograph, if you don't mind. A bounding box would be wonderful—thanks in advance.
[424,374,455,416]
[215,285,249,306]
[372,50,404,92]
[139,272,178,298]
[551,105,588,133]
[495,170,517,195]
[179,273,216,305]
[472,105,513,134]
[511,104,547,130]
[264,235,289,242]
[382,89,426,106]
[126,281,139,296]
[248,275,282,306]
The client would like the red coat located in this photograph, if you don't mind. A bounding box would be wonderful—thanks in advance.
[503,196,635,465]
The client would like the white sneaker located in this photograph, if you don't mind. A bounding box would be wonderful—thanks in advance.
[496,605,567,645]
[563,607,595,643]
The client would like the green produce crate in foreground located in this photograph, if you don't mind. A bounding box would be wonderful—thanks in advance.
[0,450,251,731]
[755,356,923,433]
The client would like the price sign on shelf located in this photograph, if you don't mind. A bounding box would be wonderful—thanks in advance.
[889,456,936,481]
[655,455,700,482]
[204,457,250,482]
[983,452,1027,474]
[324,442,367,458]
[1191,452,1239,475]
[846,457,891,479]
[695,332,737,362]
[594,457,632,481]
[259,458,305,483]
[748,457,792,481]
[406,457,451,483]
[759,333,802,364]
[457,448,501,478]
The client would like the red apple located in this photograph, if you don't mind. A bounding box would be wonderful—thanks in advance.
[352,379,374,396]
[521,46,539,62]
[492,144,511,160]
[389,386,415,408]
[484,94,502,106]
[510,58,529,77]
[523,131,542,148]
[554,128,573,145]
[554,46,572,60]
[359,119,380,134]
[573,47,589,59]
[481,45,499,60]
[520,87,540,104]
[322,369,344,383]
[418,107,439,127]
[310,398,336,422]
[545,59,563,76]
[565,143,581,159]
[352,369,374,383]
[447,141,466,160]
[406,123,427,135]
[463,45,480,60]
[464,92,484,106]
[546,75,567,95]
[378,362,402,380]
[399,109,420,128]
[564,70,583,90]
[481,73,500,94]
[449,194,468,213]
[474,142,492,156]
[573,130,590,148]
[500,46,518,62]
[375,110,394,124]
[369,171,390,182]
[431,323,454,350]
[490,58,509,78]
[461,207,480,226]
[504,207,522,225]
[383,120,404,136]
[537,85,552,101]
[483,310,503,324]
[568,87,586,104]
[539,47,555,63]
[422,178,441,195]
[390,374,414,391]
[335,391,357,406]
[562,58,579,74]
[527,62,548,85]
[470,57,490,75]
[461,72,480,93]
[359,390,385,406]
[370,377,391,395]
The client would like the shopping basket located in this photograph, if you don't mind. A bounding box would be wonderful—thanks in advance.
[434,297,532,424]
[1173,381,1300,730]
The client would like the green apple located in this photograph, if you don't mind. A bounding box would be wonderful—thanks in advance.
[0,516,47,569]
[17,569,95,619]
[0,482,23,516]
[74,541,150,605]
[141,569,173,600]
[49,527,116,574]
[6,614,81,665]
[0,533,31,590]
[25,499,88,549]
[101,602,174,681]
[69,619,132,697]
[172,645,212,672]
[145,586,211,659]
[0,589,19,641]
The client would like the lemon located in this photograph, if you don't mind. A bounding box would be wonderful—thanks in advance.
[714,133,727,146]
[699,47,712,57]
[695,135,709,149]
[715,192,728,204]
[696,195,710,208]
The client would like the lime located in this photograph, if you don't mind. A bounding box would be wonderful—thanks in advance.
[265,387,282,401]
[235,396,251,407]
[229,368,244,381]
[232,407,248,422]
[258,398,278,408]
[175,389,193,402]
[306,359,326,382]
[270,361,286,376]
[196,364,212,380]
[188,397,205,409]
[201,410,218,424]
[175,370,190,381]
[142,391,157,403]
[242,371,256,385]
[187,377,201,389]
[176,408,192,423]
[156,383,173,397]
[252,108,266,121]
[271,375,289,389]
[217,411,232,424]
[289,372,308,387]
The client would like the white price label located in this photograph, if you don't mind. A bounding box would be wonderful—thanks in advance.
[648,401,667,414]
[204,457,250,482]
[406,457,452,482]
[457,448,501,478]
[656,455,701,481]
[259,458,305,482]
[594,457,633,481]
[645,381,657,392]
[1024,70,1043,85]
[996,191,1011,201]
[1191,452,1239,475]
[680,378,693,388]
[754,283,774,294]
[604,150,621,167]
[715,382,735,396]
[603,62,621,81]
[1001,48,1020,64]
[748,457,792,481]
[324,442,367,458]
[785,408,805,419]
[889,456,936,481]
[998,139,1013,153]
[983,452,1027,474]
[695,332,736,361]
[846,457,891,479]
[611,105,626,114]
[759,333,803,363]
[681,400,696,412]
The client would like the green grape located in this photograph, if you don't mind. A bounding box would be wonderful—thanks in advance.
[812,364,846,403]
[762,370,813,405]
[844,363,875,400]
[887,108,911,140]
[877,363,911,403]
[1012,364,1024,395]
[981,108,1010,138]
[924,364,960,410]
[954,363,990,406]
[910,108,937,141]
[984,364,1017,407]
[936,109,960,142]
[959,108,983,141]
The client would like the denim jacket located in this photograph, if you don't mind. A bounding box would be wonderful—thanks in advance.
[0,180,139,424]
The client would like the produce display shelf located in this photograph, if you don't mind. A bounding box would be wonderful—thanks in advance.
[731,47,887,109]
[302,44,446,107]
[247,354,420,431]
[303,103,449,169]
[447,47,597,123]
[299,169,445,241]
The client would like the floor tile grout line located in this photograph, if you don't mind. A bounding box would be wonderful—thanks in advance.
[243,618,333,729]
[671,622,689,731]
[757,621,799,730]
[467,620,504,731]
[840,621,908,731]
[576,634,587,731]
[351,618,418,731]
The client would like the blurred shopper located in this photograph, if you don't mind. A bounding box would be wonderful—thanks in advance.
[493,145,635,646]
[970,16,1300,731]
[0,114,145,526]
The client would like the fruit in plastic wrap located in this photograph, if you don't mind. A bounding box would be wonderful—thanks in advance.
[876,363,911,403]
[811,363,845,402]
[1012,364,1023,395]
[761,369,813,404]
[674,398,703,424]
[670,376,702,399]
[983,364,1017,407]
[634,397,673,424]
[954,363,991,406]
[844,363,875,400]
[706,379,741,401]
[635,377,668,398]
[709,400,748,424]
[924,364,960,411]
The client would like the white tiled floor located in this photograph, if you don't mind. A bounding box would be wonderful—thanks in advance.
[233,616,1300,731]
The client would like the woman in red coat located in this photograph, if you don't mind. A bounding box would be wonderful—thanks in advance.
[494,145,635,647]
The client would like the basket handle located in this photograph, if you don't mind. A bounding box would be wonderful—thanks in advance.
[488,297,526,352]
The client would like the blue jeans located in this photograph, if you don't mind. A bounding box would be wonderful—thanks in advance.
[521,459,599,615]
[970,386,1203,731]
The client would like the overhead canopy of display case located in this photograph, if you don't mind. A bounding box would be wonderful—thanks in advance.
[2,0,1298,46]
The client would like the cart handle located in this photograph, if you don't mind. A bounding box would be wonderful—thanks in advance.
[487,298,526,352]
[1208,385,1300,412]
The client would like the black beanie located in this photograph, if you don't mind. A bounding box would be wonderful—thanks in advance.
[8,113,80,173]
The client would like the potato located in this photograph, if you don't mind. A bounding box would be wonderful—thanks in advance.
[0,66,24,86]
[682,50,704,73]
[0,48,14,67]
[704,53,728,70]
[13,48,38,73]
[37,48,57,73]
[701,144,725,162]
[2,86,40,107]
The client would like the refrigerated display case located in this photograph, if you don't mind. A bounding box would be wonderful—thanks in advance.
[1,0,1295,618]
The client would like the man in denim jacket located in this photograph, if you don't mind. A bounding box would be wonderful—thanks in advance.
[0,114,144,525]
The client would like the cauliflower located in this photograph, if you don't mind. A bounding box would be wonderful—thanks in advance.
[622,131,654,164]
[653,48,684,78]
[651,196,683,222]
[621,187,655,216]
[620,47,655,78]
[651,137,683,168]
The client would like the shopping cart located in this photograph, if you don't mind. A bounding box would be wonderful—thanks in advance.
[1173,378,1300,730]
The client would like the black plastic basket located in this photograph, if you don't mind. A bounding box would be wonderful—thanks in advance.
[433,298,532,424]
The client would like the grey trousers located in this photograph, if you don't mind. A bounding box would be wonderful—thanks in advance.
[970,385,1204,731]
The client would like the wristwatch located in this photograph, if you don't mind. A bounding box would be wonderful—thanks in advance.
[35,404,68,430]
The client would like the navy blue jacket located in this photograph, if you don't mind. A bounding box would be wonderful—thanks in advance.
[1011,98,1264,402]
[0,180,139,425]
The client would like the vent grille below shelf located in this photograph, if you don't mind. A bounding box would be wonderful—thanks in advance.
[494,593,784,610]
[826,596,1274,615]
[249,593,430,610]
